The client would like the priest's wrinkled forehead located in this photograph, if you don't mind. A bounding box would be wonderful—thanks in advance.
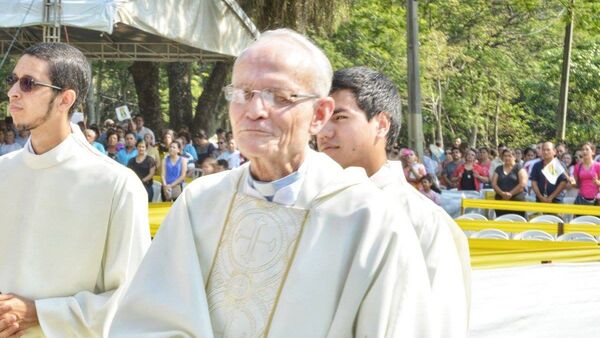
[233,29,332,96]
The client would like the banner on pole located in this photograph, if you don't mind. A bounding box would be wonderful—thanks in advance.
[115,105,131,121]
[542,158,565,185]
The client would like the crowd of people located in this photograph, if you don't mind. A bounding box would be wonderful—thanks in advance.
[392,138,600,210]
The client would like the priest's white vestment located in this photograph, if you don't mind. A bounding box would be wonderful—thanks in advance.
[371,161,471,338]
[110,150,431,338]
[0,125,151,338]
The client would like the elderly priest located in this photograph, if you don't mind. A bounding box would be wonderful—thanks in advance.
[110,29,431,338]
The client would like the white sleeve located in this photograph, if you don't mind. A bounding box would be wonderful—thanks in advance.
[109,194,215,338]
[355,225,434,338]
[35,174,151,337]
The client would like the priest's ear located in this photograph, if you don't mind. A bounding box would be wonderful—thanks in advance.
[309,96,335,135]
[374,111,391,140]
[55,89,77,116]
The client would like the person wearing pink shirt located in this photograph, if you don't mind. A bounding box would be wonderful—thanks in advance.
[573,142,600,205]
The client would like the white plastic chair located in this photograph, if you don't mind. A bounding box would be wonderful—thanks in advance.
[557,232,598,243]
[570,215,600,225]
[495,214,528,222]
[512,230,555,241]
[470,229,510,240]
[455,213,488,221]
[530,215,564,224]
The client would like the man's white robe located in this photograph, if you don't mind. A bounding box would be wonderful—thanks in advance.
[371,161,471,337]
[110,150,431,338]
[0,125,151,337]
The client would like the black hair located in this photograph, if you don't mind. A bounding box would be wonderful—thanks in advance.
[217,159,229,170]
[330,66,401,148]
[24,43,91,116]
[420,174,441,193]
[195,129,208,140]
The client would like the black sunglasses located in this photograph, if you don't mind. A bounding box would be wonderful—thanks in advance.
[6,74,62,92]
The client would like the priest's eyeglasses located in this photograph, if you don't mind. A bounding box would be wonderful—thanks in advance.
[6,74,63,93]
[223,85,319,109]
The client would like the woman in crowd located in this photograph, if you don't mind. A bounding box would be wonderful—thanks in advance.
[452,148,488,191]
[491,148,528,217]
[161,140,187,201]
[419,174,442,206]
[127,140,156,202]
[401,148,427,189]
[159,129,174,155]
[573,142,600,206]
[477,147,492,188]
[560,151,578,202]
[105,129,120,161]
[178,131,198,164]
[560,152,575,176]
[515,148,524,166]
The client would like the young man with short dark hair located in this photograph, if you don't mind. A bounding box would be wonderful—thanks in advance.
[318,66,470,338]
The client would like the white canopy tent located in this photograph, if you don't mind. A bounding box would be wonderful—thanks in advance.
[0,0,259,61]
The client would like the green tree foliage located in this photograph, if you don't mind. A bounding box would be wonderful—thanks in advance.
[314,0,600,150]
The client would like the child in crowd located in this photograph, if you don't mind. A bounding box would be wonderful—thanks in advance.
[420,174,442,206]
[199,157,219,176]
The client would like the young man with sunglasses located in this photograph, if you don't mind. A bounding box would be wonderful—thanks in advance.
[0,43,150,337]
[110,29,430,337]
[317,66,471,337]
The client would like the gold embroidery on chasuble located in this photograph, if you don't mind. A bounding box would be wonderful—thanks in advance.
[207,193,308,338]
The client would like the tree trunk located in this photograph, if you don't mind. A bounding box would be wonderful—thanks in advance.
[435,79,444,147]
[192,61,233,135]
[470,124,478,148]
[494,94,500,148]
[130,61,163,132]
[167,62,193,131]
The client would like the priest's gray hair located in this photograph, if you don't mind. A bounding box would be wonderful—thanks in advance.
[241,28,333,97]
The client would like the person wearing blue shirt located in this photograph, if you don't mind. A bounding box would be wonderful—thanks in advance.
[530,141,567,203]
[117,131,138,165]
[84,128,106,154]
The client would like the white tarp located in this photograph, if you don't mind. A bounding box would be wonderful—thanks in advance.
[470,263,600,338]
[0,0,257,57]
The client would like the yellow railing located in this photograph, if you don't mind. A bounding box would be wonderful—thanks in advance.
[461,198,600,216]
[152,176,194,184]
[469,238,600,269]
[457,219,600,236]
[149,202,172,236]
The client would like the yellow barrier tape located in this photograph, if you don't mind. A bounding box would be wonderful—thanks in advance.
[461,198,600,216]
[457,219,600,236]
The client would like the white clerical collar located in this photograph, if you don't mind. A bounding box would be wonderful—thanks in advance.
[22,123,90,169]
[369,160,407,189]
[244,159,308,206]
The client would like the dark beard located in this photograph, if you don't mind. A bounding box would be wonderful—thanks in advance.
[14,95,57,132]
